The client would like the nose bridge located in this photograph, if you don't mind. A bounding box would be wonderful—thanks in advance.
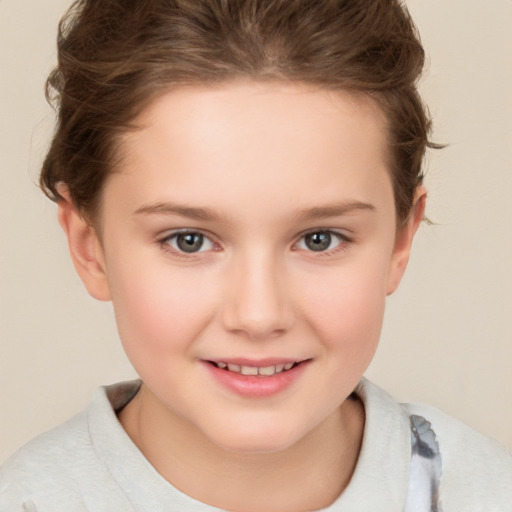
[222,246,293,338]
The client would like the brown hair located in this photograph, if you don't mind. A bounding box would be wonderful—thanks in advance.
[41,0,437,225]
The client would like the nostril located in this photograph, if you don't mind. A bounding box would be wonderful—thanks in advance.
[220,271,294,338]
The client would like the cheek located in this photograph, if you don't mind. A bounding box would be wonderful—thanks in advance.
[107,258,219,361]
[298,258,389,373]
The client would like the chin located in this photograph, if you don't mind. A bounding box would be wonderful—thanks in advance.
[204,420,305,455]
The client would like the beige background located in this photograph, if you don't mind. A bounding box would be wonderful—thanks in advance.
[1,0,511,463]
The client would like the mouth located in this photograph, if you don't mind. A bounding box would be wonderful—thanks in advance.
[205,359,310,377]
[203,358,311,397]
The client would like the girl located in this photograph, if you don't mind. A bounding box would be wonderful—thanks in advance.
[1,1,511,510]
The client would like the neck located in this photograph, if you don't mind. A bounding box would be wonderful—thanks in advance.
[119,385,365,512]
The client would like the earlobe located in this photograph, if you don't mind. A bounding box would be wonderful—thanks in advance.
[386,187,427,296]
[57,185,111,301]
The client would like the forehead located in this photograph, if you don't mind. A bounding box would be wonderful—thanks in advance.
[108,81,393,222]
[130,81,389,161]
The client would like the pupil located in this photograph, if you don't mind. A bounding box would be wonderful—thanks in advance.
[306,232,331,251]
[177,233,203,253]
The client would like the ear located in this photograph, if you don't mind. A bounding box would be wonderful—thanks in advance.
[56,185,111,301]
[386,186,426,295]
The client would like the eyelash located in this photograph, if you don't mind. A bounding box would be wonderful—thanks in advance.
[159,230,218,258]
[294,230,351,256]
[158,229,352,258]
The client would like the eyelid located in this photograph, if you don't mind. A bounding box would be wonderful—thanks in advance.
[156,228,352,257]
[159,228,219,255]
[294,229,352,254]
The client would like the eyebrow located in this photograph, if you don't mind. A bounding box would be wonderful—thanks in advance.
[133,202,223,221]
[294,201,376,221]
[133,200,375,222]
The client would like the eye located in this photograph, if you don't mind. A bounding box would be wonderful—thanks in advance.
[296,230,346,253]
[163,231,215,254]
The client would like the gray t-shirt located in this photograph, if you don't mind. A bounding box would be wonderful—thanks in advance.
[1,379,511,511]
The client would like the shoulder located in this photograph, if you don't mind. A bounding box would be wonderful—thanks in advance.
[403,401,512,509]
[0,382,141,511]
[2,408,90,471]
[0,411,92,509]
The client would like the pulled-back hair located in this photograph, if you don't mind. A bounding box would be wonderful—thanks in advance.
[41,0,436,224]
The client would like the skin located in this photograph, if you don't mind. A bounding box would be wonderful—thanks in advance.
[58,81,425,511]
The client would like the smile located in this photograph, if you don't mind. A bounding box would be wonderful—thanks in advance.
[209,361,301,376]
[203,358,311,397]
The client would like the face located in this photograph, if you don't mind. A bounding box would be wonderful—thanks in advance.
[65,82,421,454]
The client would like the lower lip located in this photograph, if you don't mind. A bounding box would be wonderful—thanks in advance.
[202,361,309,398]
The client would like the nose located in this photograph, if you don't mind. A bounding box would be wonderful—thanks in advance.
[221,251,294,340]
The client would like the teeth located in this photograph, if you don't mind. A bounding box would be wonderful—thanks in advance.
[258,366,276,376]
[241,365,259,376]
[214,361,299,376]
